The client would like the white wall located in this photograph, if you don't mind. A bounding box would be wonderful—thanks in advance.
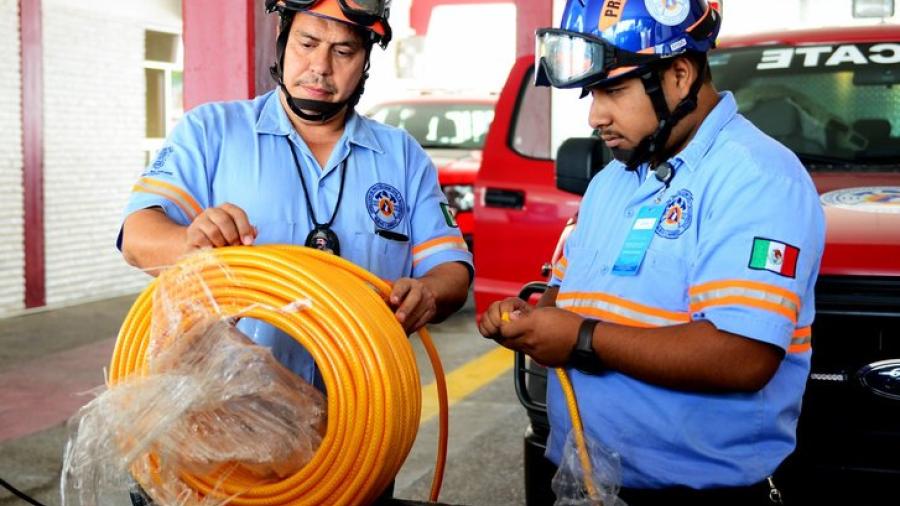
[39,1,181,307]
[420,3,516,93]
[43,0,182,28]
[0,0,24,316]
[360,0,515,112]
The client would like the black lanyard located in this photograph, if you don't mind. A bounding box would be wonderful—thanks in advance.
[286,138,347,256]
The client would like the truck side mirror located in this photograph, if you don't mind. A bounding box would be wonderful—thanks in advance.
[554,137,610,196]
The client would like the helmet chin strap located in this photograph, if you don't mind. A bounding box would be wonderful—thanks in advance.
[277,82,347,122]
[622,63,705,170]
[269,10,350,123]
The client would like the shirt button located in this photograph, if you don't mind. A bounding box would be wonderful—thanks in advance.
[625,209,634,218]
[600,265,609,274]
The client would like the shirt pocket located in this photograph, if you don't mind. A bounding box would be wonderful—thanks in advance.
[253,220,295,245]
[639,246,690,311]
[350,231,412,281]
[560,246,600,290]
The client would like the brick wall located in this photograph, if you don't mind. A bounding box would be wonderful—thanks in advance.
[42,4,151,306]
[0,0,24,316]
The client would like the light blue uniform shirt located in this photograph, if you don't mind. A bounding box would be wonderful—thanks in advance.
[547,92,825,488]
[120,90,472,384]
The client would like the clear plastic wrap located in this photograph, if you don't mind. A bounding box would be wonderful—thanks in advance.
[551,429,627,506]
[61,251,326,506]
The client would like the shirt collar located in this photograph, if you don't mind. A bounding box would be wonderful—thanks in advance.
[255,90,384,154]
[671,91,737,172]
[255,90,292,136]
[343,109,384,154]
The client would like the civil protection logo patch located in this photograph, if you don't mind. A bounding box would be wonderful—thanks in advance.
[645,0,691,26]
[820,186,900,215]
[366,183,405,230]
[656,189,693,239]
[142,146,174,176]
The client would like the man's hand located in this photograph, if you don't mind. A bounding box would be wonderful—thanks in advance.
[480,300,583,367]
[185,203,257,251]
[390,277,437,334]
[477,297,532,340]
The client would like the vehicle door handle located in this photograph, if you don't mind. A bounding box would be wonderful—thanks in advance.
[485,188,525,209]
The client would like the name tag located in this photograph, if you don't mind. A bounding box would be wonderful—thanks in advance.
[612,205,664,276]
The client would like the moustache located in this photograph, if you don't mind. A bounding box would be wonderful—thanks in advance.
[294,76,336,94]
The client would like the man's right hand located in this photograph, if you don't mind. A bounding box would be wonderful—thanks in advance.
[185,203,257,251]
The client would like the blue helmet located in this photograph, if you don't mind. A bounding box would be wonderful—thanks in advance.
[536,0,721,89]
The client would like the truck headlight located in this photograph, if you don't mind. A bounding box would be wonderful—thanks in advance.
[443,185,475,212]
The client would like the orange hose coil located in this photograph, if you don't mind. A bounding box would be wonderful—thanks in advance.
[108,245,449,505]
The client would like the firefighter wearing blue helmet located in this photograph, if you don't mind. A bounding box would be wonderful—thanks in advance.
[480,0,826,504]
[536,0,722,168]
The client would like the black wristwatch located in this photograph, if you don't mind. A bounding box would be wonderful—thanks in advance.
[567,318,604,375]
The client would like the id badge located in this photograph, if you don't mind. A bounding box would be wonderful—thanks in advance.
[612,205,664,276]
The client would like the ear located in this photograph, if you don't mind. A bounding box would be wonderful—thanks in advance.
[667,56,695,101]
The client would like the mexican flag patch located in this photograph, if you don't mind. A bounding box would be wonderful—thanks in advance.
[749,237,799,278]
[440,202,458,228]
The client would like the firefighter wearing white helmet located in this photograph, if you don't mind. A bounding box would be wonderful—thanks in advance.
[480,1,826,504]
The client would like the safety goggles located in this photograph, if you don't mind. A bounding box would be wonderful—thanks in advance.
[266,0,388,27]
[534,28,660,89]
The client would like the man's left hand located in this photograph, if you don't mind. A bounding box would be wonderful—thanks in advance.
[390,277,437,334]
[494,307,584,367]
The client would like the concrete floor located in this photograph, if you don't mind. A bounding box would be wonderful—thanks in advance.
[0,293,528,506]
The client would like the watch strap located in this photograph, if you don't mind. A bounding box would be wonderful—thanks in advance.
[569,318,604,374]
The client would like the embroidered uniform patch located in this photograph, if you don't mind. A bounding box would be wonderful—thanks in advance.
[142,146,174,176]
[366,183,405,230]
[749,237,799,278]
[656,189,693,239]
[440,203,458,228]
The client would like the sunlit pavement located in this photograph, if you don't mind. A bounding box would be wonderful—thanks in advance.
[0,293,527,506]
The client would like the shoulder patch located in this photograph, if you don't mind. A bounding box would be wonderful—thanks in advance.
[440,203,459,228]
[749,237,799,278]
[366,183,406,230]
[142,146,174,177]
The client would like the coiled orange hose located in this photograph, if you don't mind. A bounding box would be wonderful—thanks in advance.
[108,245,449,505]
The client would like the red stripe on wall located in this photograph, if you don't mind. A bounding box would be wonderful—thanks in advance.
[183,0,256,110]
[20,0,45,308]
[247,0,256,97]
[254,0,278,96]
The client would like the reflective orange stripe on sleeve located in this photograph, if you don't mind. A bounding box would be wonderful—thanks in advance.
[689,279,800,324]
[558,292,690,328]
[789,326,812,354]
[552,257,568,280]
[132,177,203,220]
[412,236,468,266]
